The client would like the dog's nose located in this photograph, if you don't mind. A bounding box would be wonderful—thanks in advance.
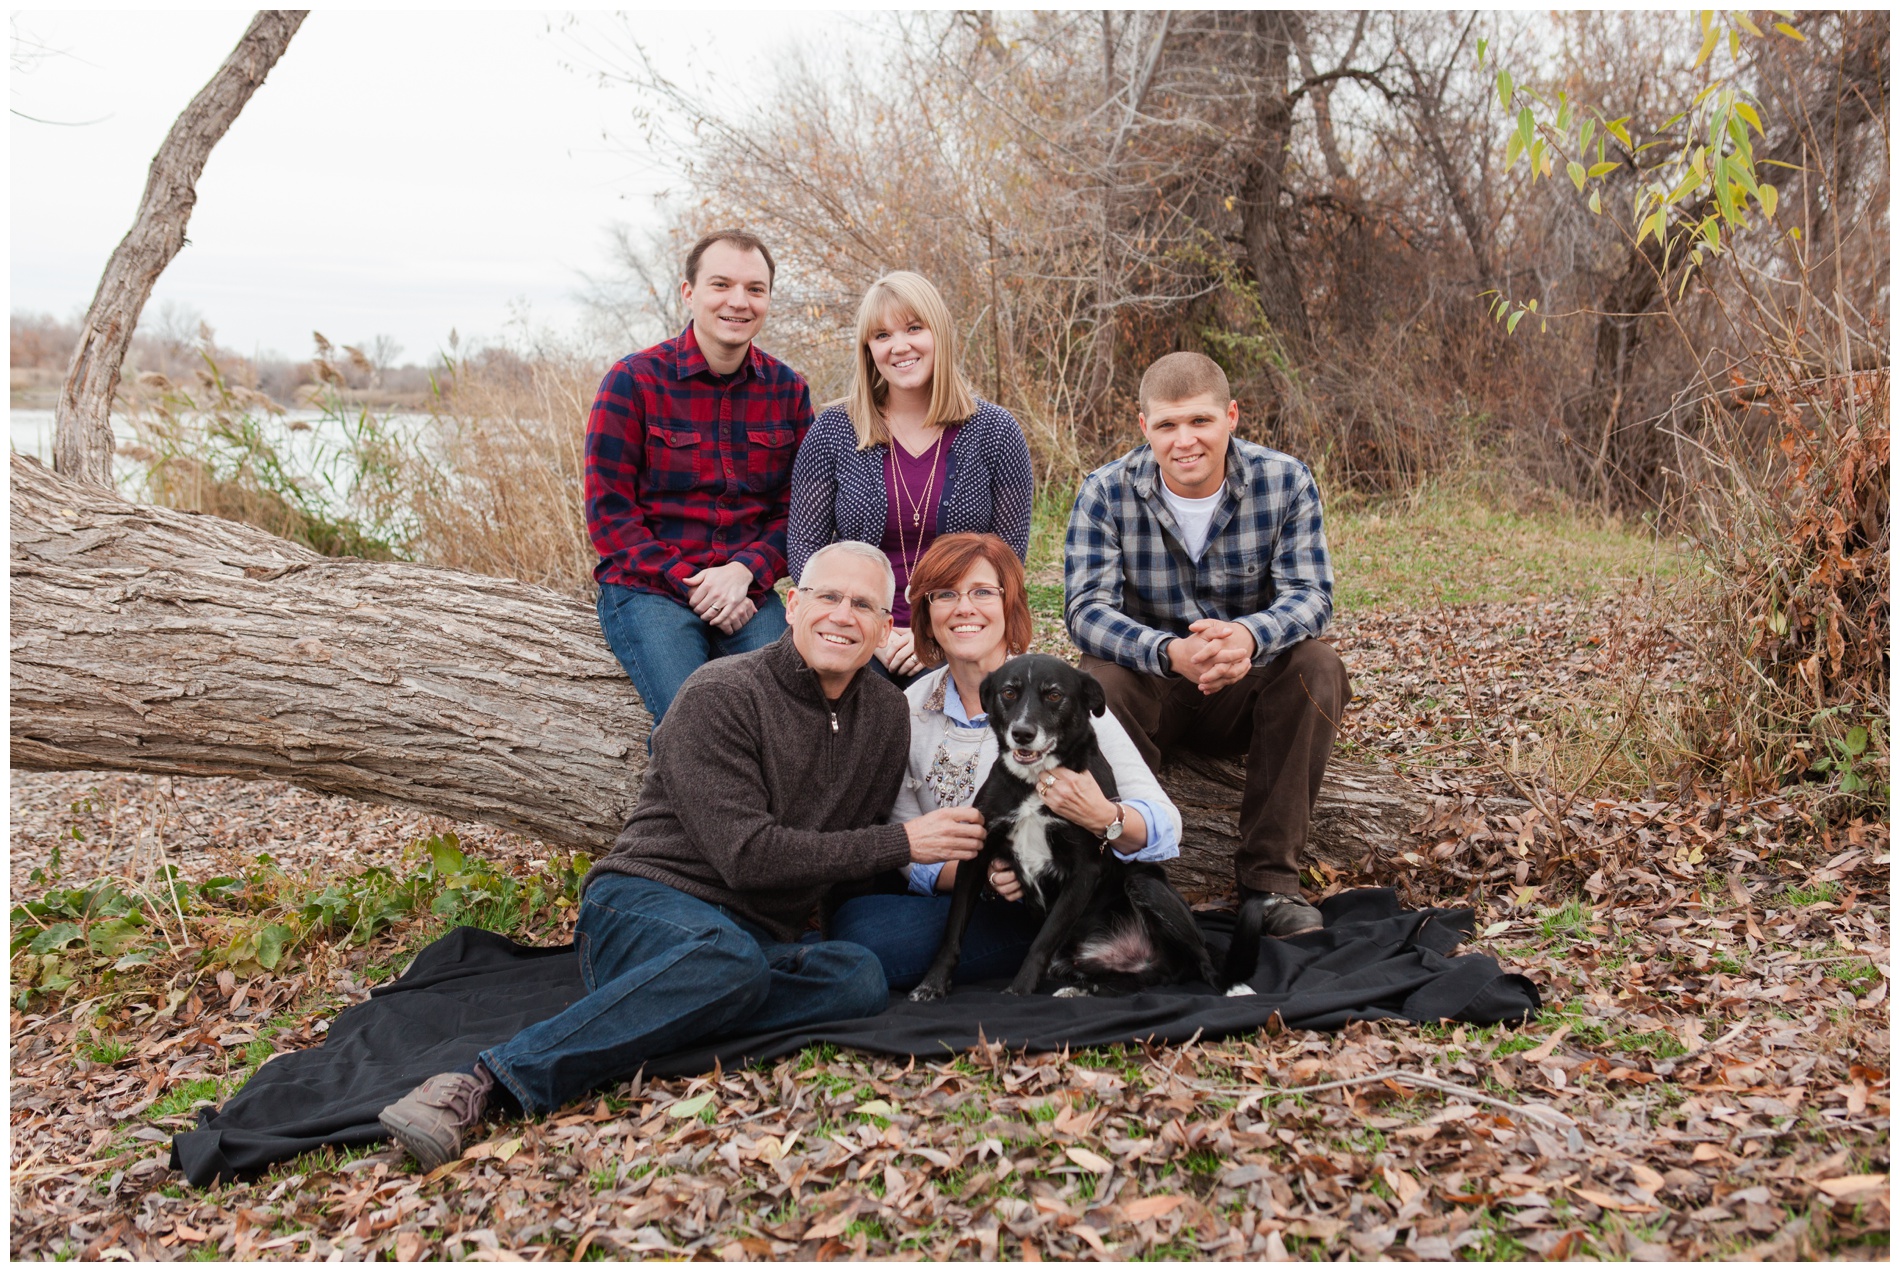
[1009,726,1037,747]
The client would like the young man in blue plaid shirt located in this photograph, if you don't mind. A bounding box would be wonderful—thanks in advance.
[1063,352,1351,937]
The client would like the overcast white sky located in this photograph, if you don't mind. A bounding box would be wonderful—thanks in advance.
[10,10,835,365]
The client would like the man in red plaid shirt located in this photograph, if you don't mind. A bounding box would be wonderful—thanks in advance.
[585,229,816,725]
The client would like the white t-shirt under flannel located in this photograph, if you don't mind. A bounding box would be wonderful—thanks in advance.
[1157,481,1223,561]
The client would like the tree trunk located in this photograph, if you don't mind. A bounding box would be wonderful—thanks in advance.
[11,452,650,850]
[10,452,1427,883]
[1156,751,1422,895]
[55,10,305,489]
[1237,12,1310,346]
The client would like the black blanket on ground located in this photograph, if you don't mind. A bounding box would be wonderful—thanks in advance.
[170,888,1538,1184]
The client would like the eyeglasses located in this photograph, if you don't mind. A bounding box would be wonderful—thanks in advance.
[795,587,891,618]
[924,586,1005,607]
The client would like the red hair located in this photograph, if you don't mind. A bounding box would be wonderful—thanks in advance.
[907,533,1031,667]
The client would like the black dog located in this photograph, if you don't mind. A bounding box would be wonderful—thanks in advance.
[908,655,1263,1001]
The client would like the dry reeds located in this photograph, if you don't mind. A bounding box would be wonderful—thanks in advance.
[397,350,599,599]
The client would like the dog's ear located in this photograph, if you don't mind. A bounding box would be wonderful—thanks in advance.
[1082,671,1107,718]
[979,670,1002,721]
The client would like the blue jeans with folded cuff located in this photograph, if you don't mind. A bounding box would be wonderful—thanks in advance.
[596,582,787,727]
[829,892,1045,991]
[479,873,887,1115]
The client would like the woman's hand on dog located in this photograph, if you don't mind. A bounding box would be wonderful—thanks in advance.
[905,806,987,864]
[1035,767,1134,841]
[986,860,1025,902]
[936,859,1026,902]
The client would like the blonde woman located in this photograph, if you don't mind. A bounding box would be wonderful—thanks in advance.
[788,271,1033,687]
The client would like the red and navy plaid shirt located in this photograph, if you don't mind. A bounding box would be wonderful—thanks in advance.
[585,325,815,602]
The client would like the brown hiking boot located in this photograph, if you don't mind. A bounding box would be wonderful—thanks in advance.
[379,1067,494,1171]
[1247,889,1324,938]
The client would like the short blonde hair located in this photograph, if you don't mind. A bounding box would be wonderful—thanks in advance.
[840,272,979,449]
[1138,351,1232,417]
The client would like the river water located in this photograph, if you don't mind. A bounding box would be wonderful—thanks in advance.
[11,409,67,464]
[10,407,431,519]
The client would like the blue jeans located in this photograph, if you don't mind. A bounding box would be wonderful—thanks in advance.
[830,892,1045,991]
[596,583,787,726]
[480,874,887,1114]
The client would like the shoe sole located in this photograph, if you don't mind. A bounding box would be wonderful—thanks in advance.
[379,1109,458,1173]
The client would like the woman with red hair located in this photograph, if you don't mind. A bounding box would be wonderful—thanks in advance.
[830,533,1183,989]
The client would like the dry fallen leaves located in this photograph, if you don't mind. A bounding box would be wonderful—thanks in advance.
[9,594,1889,1260]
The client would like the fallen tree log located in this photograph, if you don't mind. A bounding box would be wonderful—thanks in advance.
[10,453,1426,885]
[10,452,648,850]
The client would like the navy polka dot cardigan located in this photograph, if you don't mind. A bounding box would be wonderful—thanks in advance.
[786,399,1035,584]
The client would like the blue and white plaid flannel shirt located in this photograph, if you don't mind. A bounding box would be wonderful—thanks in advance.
[1063,438,1334,676]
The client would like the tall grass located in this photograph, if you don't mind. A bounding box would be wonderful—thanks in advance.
[120,343,601,600]
[394,350,598,598]
[121,360,406,561]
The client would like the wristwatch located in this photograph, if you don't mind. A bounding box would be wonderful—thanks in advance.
[1100,804,1126,845]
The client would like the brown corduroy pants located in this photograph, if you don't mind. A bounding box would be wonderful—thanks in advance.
[1080,639,1350,896]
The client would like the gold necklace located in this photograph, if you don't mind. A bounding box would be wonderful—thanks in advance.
[888,425,946,565]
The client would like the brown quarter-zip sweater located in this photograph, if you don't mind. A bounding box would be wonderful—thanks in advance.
[584,630,913,941]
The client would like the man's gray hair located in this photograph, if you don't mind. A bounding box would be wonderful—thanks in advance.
[798,541,897,610]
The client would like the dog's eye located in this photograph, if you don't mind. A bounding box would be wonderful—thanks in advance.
[1000,688,1018,701]
[1043,690,1062,704]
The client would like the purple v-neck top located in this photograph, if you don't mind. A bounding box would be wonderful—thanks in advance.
[879,424,960,626]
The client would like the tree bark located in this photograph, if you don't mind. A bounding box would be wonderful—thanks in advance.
[1156,751,1422,894]
[1238,12,1311,346]
[11,452,650,849]
[54,10,306,489]
[10,452,1427,883]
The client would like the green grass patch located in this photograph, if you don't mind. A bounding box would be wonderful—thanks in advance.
[1780,881,1839,908]
[1618,1031,1689,1059]
[1130,1238,1202,1261]
[945,1100,989,1125]
[797,1042,842,1070]
[843,1209,885,1239]
[81,1036,132,1065]
[1537,900,1593,943]
[1327,483,1676,613]
[1026,485,1078,580]
[1181,1147,1224,1176]
[148,1076,232,1121]
[1832,960,1884,992]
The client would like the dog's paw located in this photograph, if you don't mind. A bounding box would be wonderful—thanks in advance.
[1224,983,1257,998]
[908,983,947,1003]
[1052,986,1092,999]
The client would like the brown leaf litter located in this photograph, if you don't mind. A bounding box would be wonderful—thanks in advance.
[10,594,1888,1260]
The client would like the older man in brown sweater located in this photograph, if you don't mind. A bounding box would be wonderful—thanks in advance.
[378,542,987,1170]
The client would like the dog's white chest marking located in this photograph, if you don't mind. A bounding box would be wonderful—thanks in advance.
[1007,793,1058,901]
